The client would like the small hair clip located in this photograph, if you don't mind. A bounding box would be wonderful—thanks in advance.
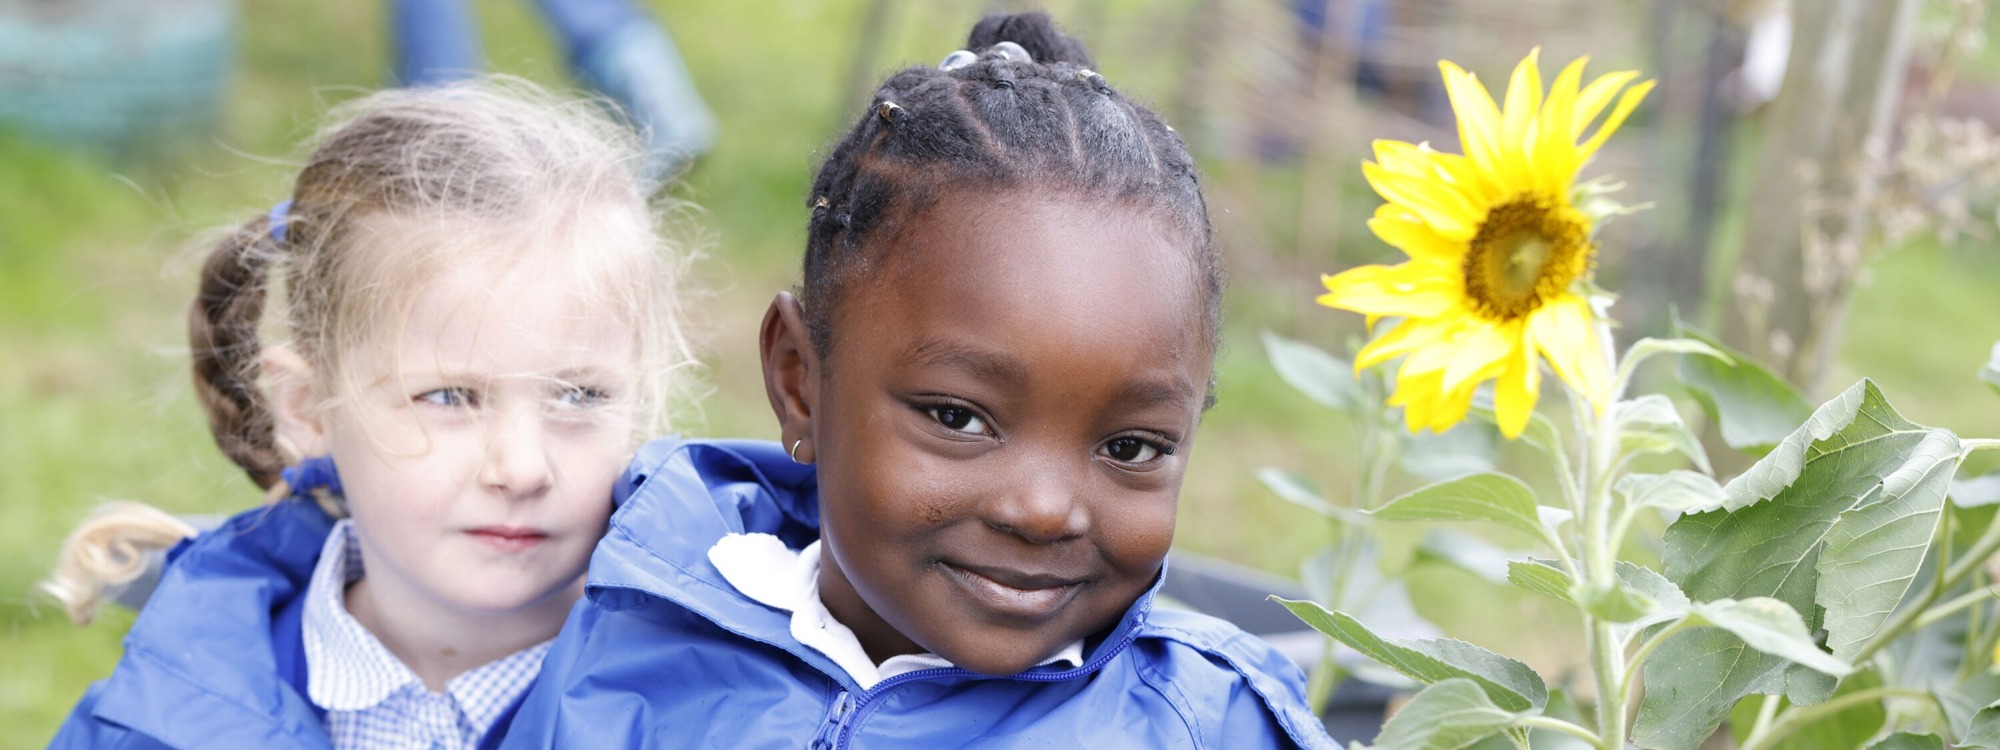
[877,101,904,123]
[813,196,830,210]
[990,41,1032,64]
[267,199,294,243]
[938,49,976,72]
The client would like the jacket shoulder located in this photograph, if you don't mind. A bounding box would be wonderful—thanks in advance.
[1135,608,1338,750]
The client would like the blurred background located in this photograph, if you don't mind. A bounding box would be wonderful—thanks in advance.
[3,0,1998,745]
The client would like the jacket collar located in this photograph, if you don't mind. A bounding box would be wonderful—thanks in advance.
[583,437,1160,691]
[90,497,335,748]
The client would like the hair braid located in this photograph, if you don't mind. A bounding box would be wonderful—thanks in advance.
[188,218,286,489]
[799,12,1221,358]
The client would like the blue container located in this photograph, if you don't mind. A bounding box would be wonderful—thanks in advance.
[0,0,235,153]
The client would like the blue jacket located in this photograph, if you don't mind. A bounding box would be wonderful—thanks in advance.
[47,494,524,749]
[500,438,1336,749]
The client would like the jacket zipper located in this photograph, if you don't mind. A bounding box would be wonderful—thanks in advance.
[830,629,1142,748]
[810,690,855,750]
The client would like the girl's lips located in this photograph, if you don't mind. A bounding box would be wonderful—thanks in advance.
[940,562,1084,621]
[466,527,549,552]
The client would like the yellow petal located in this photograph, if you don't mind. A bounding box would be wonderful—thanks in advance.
[1577,79,1656,162]
[1439,320,1512,394]
[1388,368,1442,432]
[1318,265,1457,318]
[1369,212,1466,264]
[1571,71,1641,141]
[1500,49,1545,181]
[1372,139,1433,176]
[1534,56,1591,190]
[1493,323,1540,439]
[1439,61,1507,187]
[1528,295,1611,411]
[1363,162,1478,238]
[1426,378,1481,433]
[1356,317,1451,371]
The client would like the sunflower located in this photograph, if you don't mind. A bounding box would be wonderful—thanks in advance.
[1317,50,1653,438]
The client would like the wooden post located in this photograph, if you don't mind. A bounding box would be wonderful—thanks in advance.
[1719,0,1920,393]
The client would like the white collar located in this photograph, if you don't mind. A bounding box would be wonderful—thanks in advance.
[300,520,552,733]
[707,533,1085,690]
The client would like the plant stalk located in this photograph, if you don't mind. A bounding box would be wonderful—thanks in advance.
[1736,687,1930,750]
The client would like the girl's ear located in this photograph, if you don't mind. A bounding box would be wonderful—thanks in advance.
[759,292,819,463]
[262,346,330,460]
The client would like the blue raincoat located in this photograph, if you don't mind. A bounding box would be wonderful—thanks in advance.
[500,437,1336,749]
[47,488,523,749]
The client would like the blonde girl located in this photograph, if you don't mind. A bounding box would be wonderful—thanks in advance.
[46,78,695,750]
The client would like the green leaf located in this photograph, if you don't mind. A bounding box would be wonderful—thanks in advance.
[1637,381,1958,750]
[1371,473,1553,546]
[1968,707,2000,750]
[1684,598,1853,676]
[1256,468,1366,523]
[1371,679,1522,750]
[1613,394,1711,474]
[1868,733,1946,750]
[1669,318,1813,454]
[1937,674,2000,741]
[1263,331,1362,412]
[1273,598,1549,712]
[1574,580,1656,623]
[1507,559,1575,605]
[1954,473,2000,508]
[1621,337,1732,374]
[1981,341,2000,397]
[1613,562,1692,641]
[1617,471,1725,515]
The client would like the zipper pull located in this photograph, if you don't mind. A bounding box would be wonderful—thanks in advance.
[810,691,855,750]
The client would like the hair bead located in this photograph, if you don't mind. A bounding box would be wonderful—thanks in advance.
[877,101,904,123]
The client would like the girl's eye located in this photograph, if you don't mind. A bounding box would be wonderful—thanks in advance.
[555,384,611,409]
[926,406,990,436]
[417,387,477,408]
[1101,437,1169,464]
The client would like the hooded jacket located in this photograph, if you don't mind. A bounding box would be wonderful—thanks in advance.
[499,437,1335,749]
[47,493,523,749]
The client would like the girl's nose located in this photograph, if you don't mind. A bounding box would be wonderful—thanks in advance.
[982,456,1089,544]
[479,408,554,498]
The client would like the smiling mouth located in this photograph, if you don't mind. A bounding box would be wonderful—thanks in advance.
[940,561,1086,621]
[466,527,549,552]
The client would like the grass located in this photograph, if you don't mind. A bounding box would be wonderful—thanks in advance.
[4,1,1999,746]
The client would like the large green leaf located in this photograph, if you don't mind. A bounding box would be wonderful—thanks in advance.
[1614,394,1712,474]
[1263,331,1362,412]
[1937,674,2000,741]
[1371,473,1552,545]
[1636,381,1959,750]
[1274,598,1548,712]
[1868,734,1946,750]
[1669,318,1812,454]
[1372,679,1522,750]
[1684,598,1852,677]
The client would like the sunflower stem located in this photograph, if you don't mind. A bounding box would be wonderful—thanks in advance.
[1578,313,1627,750]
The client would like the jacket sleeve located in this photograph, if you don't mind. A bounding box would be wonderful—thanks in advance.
[47,682,150,750]
[1138,612,1340,750]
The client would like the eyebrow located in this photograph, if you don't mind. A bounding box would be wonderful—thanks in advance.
[903,338,1031,386]
[903,337,1198,409]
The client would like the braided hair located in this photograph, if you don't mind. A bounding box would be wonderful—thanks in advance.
[801,12,1222,362]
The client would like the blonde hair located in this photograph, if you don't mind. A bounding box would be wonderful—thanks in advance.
[45,77,700,624]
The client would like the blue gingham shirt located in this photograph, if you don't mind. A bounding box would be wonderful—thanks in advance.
[302,521,552,749]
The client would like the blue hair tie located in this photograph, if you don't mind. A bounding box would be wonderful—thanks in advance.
[268,199,294,243]
[280,455,343,499]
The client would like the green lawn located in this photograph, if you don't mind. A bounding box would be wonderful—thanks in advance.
[5,1,1998,746]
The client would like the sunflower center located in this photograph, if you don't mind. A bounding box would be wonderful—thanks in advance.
[1462,198,1591,321]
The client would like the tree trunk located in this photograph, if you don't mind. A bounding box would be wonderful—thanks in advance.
[1719,0,1920,394]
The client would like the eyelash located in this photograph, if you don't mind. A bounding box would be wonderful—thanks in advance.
[412,384,615,411]
[1099,434,1176,466]
[916,399,1177,466]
